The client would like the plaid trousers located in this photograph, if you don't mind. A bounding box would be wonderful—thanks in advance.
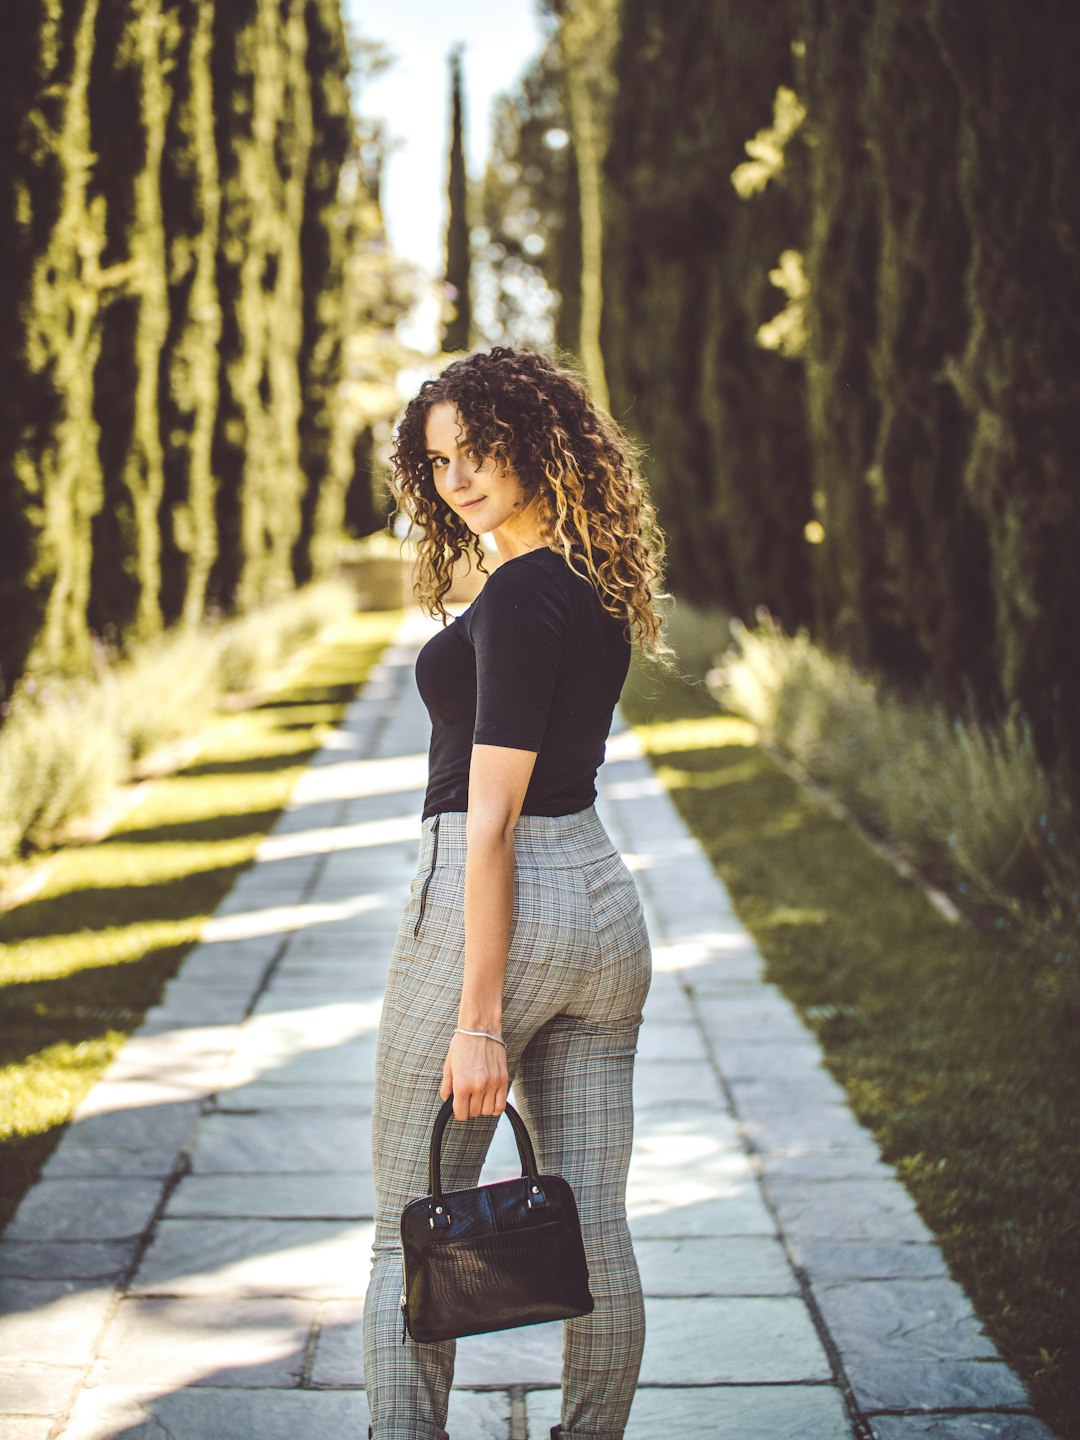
[364,805,652,1440]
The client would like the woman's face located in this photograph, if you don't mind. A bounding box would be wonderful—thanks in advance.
[424,401,528,538]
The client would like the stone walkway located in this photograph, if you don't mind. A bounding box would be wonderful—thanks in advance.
[0,612,1058,1440]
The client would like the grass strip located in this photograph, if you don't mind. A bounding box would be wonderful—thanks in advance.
[0,609,401,1233]
[621,657,1079,1440]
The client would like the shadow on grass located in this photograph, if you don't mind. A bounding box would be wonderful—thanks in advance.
[109,809,284,848]
[180,752,321,779]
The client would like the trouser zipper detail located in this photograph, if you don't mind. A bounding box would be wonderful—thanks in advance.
[413,813,440,938]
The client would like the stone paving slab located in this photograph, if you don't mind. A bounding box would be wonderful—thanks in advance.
[634,1235,797,1295]
[2,1362,86,1416]
[527,1385,855,1438]
[632,1059,725,1107]
[633,1019,711,1063]
[769,1177,936,1243]
[454,1324,565,1388]
[3,1420,57,1440]
[219,1041,375,1088]
[704,1038,830,1079]
[4,1180,165,1244]
[727,1070,852,1110]
[638,1296,832,1384]
[214,1080,373,1110]
[39,1146,180,1180]
[130,1217,372,1298]
[850,1359,1033,1414]
[1,615,1056,1439]
[186,1111,370,1174]
[742,1105,886,1155]
[759,1149,897,1182]
[0,1280,114,1365]
[61,1388,509,1440]
[868,1418,1058,1439]
[0,1241,135,1282]
[48,1097,202,1156]
[813,1277,1000,1365]
[794,1240,951,1282]
[165,1172,373,1220]
[88,1297,315,1387]
[306,1297,367,1385]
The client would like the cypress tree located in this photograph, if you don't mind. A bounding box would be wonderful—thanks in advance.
[5,0,108,675]
[159,0,223,627]
[293,0,353,587]
[262,0,312,602]
[0,0,366,681]
[859,0,996,704]
[479,33,581,354]
[88,0,175,645]
[210,0,309,612]
[791,0,891,668]
[601,0,812,624]
[441,46,472,353]
[928,0,1080,777]
[0,3,58,686]
[549,0,619,409]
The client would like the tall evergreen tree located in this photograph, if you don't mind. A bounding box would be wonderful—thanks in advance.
[792,0,889,668]
[0,3,65,685]
[292,0,354,587]
[88,0,175,646]
[478,30,581,353]
[158,0,223,627]
[928,0,1080,776]
[548,0,619,408]
[860,0,997,704]
[2,0,108,678]
[441,46,472,353]
[601,0,813,626]
[0,0,385,686]
[208,0,311,612]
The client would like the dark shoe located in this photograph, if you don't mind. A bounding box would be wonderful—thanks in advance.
[551,1429,563,1438]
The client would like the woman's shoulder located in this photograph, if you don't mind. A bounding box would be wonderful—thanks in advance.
[479,548,571,604]
[492,546,603,594]
[465,550,581,647]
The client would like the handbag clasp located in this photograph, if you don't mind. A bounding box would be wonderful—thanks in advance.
[429,1203,452,1229]
[526,1183,548,1209]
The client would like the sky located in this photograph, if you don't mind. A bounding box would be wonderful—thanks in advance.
[343,0,548,350]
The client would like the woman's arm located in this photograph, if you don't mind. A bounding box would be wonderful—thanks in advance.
[440,742,537,1122]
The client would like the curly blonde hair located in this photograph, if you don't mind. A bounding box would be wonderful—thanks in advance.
[389,347,667,652]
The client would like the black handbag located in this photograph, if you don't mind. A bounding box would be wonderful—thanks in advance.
[399,1096,595,1344]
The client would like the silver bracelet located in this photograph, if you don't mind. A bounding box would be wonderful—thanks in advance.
[454,1027,506,1047]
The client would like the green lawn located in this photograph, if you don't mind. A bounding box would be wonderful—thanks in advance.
[622,657,1080,1440]
[0,610,400,1232]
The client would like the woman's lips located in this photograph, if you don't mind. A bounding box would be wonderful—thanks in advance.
[459,498,484,510]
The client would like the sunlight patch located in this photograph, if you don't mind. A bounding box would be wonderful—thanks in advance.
[202,894,387,943]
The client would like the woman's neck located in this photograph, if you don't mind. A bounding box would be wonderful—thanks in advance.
[489,502,549,561]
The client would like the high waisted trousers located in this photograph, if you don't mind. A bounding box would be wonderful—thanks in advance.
[364,806,652,1440]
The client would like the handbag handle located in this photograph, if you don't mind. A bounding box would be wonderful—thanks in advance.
[427,1096,547,1227]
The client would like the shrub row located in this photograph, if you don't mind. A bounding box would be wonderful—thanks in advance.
[708,613,1079,1010]
[0,582,353,865]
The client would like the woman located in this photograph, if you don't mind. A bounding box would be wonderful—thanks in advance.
[364,346,665,1440]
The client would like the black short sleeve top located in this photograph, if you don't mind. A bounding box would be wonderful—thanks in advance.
[414,547,631,819]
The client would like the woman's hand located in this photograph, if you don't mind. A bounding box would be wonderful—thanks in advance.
[440,1030,509,1121]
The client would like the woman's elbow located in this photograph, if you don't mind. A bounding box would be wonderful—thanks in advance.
[465,804,519,849]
